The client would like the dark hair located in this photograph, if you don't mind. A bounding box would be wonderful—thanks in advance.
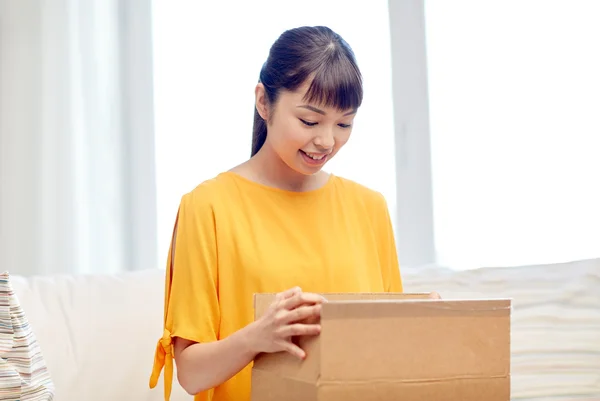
[251,26,364,157]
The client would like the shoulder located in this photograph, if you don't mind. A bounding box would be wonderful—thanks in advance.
[178,173,234,216]
[331,175,394,237]
[331,174,388,209]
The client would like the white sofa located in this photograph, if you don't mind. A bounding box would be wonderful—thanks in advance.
[9,258,600,401]
[10,268,189,401]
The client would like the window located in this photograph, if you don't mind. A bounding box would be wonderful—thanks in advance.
[425,1,600,268]
[152,2,397,265]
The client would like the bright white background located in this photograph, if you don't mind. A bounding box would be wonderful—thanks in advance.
[152,1,397,266]
[2,1,598,276]
[152,1,600,270]
[425,0,600,268]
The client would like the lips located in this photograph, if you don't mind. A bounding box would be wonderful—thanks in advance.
[301,150,327,161]
[300,150,330,166]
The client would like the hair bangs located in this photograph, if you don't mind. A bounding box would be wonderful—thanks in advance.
[302,50,363,112]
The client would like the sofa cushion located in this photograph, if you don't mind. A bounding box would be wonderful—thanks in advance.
[9,268,189,401]
[0,272,55,400]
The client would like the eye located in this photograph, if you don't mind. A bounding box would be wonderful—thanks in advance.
[338,123,352,129]
[300,119,318,127]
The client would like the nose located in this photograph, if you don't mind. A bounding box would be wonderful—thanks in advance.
[314,128,335,150]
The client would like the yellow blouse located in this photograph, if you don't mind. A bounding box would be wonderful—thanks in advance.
[149,172,403,401]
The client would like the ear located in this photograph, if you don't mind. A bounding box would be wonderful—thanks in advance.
[255,83,269,121]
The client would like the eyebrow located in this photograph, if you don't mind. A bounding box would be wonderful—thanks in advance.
[298,105,357,116]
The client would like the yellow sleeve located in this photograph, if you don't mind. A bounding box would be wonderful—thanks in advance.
[375,192,403,292]
[149,189,220,400]
[168,190,220,343]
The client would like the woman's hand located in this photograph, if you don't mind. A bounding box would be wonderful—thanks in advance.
[248,287,325,360]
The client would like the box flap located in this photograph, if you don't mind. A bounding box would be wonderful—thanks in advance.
[253,292,435,320]
[318,299,511,383]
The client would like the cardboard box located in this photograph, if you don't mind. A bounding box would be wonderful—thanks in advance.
[251,292,511,401]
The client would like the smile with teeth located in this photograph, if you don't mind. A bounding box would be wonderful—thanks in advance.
[302,151,327,160]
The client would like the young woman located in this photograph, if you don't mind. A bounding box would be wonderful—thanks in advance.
[149,25,403,401]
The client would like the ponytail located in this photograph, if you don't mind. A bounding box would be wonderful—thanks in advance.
[251,106,267,157]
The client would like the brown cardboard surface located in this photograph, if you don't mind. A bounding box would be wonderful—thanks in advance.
[317,377,510,401]
[251,293,511,401]
[253,292,435,320]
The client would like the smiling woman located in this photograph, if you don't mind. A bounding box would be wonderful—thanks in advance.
[149,25,403,401]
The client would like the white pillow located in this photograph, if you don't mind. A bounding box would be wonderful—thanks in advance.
[0,272,55,401]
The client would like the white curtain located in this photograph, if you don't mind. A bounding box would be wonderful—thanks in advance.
[152,1,398,266]
[425,0,600,268]
[0,0,157,276]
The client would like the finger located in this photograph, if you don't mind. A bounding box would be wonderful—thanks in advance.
[278,323,321,338]
[273,286,301,305]
[281,304,321,324]
[282,292,326,310]
[429,291,442,299]
[282,341,306,360]
[279,286,302,300]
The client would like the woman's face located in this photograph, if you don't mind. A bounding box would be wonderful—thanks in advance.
[256,82,357,176]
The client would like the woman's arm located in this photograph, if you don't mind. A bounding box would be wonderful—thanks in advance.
[174,323,257,395]
[173,288,324,396]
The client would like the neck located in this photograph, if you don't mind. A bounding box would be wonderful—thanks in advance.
[248,144,326,192]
